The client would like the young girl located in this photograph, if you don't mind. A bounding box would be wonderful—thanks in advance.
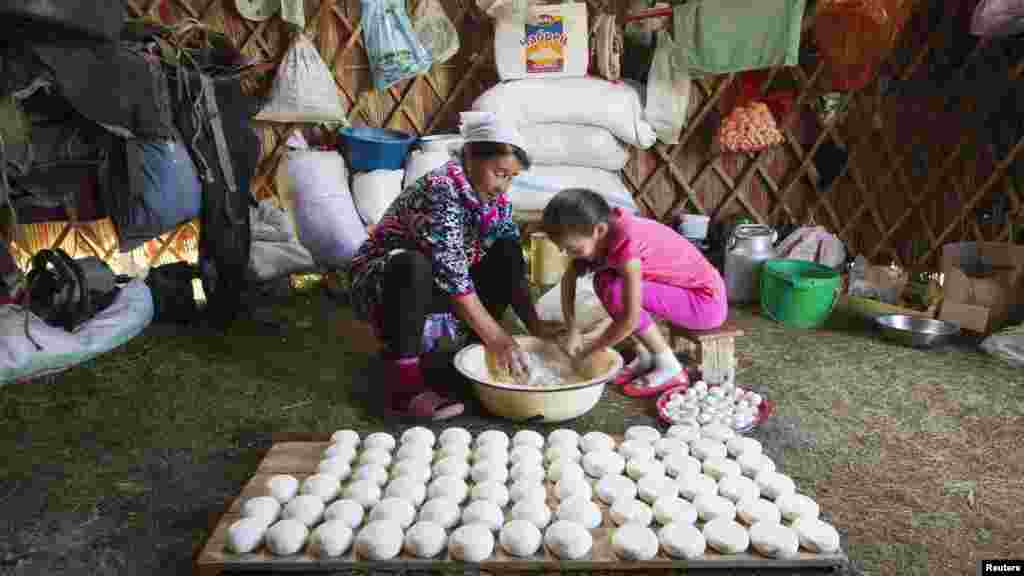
[541,188,728,397]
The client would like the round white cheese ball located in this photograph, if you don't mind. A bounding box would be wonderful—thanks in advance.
[694,494,737,523]
[432,457,470,480]
[317,457,352,480]
[776,493,820,523]
[626,458,666,481]
[654,437,689,459]
[547,460,586,484]
[357,448,393,468]
[793,518,841,553]
[658,522,705,559]
[449,523,495,562]
[653,496,697,526]
[547,429,580,449]
[471,460,509,484]
[625,425,662,443]
[617,440,656,462]
[308,520,354,557]
[282,494,326,527]
[354,520,404,560]
[362,432,396,453]
[702,517,749,554]
[500,519,543,557]
[690,438,727,462]
[226,517,267,554]
[749,521,800,558]
[582,450,626,478]
[384,476,427,507]
[323,443,358,463]
[427,475,469,504]
[330,429,360,447]
[664,454,703,479]
[678,473,718,501]
[461,499,505,532]
[401,426,436,447]
[544,444,582,464]
[701,424,736,444]
[416,497,460,529]
[610,498,654,527]
[512,429,545,450]
[342,480,382,509]
[351,464,389,487]
[611,523,660,560]
[436,443,472,462]
[703,457,742,482]
[509,462,547,485]
[369,497,416,529]
[395,442,433,463]
[508,499,552,530]
[737,498,782,526]
[755,471,797,501]
[300,474,342,503]
[265,518,308,556]
[718,474,760,504]
[392,460,432,484]
[509,480,548,505]
[596,474,638,506]
[726,436,762,459]
[475,430,510,451]
[638,475,678,504]
[580,431,616,453]
[739,452,777,478]
[473,443,509,465]
[544,520,593,559]
[438,427,472,447]
[666,424,701,444]
[241,496,281,527]
[509,445,544,467]
[555,475,593,501]
[324,499,364,529]
[265,474,299,504]
[556,496,603,529]
[403,521,447,558]
[471,481,510,508]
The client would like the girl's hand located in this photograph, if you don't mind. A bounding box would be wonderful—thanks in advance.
[489,334,530,381]
[562,328,583,357]
[570,347,595,375]
[531,320,566,340]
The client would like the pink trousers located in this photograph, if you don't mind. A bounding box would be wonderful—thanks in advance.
[594,270,728,333]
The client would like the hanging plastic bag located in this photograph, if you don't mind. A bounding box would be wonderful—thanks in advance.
[477,0,530,20]
[414,0,460,64]
[645,31,690,144]
[361,0,433,91]
[970,0,1024,37]
[254,32,348,123]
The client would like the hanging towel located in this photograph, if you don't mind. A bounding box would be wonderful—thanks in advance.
[671,0,806,77]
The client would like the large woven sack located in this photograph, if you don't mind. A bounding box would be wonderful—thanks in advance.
[285,151,367,267]
[518,124,629,171]
[352,170,405,226]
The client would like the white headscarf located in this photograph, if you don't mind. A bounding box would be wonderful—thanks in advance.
[459,111,527,152]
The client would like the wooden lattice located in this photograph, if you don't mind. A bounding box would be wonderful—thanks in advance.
[4,0,1021,272]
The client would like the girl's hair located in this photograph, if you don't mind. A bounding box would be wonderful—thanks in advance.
[463,141,531,170]
[541,188,612,241]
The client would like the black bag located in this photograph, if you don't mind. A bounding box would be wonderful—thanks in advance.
[145,262,199,324]
[23,248,119,331]
[0,0,123,45]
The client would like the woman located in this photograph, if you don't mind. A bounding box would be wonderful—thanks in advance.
[348,111,556,420]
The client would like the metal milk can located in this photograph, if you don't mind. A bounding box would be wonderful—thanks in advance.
[725,224,778,304]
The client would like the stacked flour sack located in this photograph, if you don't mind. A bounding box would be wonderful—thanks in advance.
[471,77,656,214]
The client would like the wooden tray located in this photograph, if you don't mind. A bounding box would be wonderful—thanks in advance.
[196,440,849,573]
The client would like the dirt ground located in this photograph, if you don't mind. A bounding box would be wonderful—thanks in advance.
[0,286,1021,575]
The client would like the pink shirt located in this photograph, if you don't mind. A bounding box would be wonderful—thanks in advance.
[598,208,724,299]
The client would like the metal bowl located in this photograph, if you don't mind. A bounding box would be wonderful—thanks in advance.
[874,314,960,348]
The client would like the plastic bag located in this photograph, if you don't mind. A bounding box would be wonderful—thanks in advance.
[254,32,348,123]
[646,31,690,144]
[413,0,460,64]
[970,0,1024,37]
[477,0,530,19]
[361,0,433,91]
[776,225,847,269]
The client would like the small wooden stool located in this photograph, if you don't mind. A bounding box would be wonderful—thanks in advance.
[659,320,744,386]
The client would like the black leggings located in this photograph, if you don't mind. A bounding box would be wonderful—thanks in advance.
[379,237,526,357]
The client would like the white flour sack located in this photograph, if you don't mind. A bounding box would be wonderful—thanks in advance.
[518,124,629,171]
[506,165,639,213]
[403,148,452,188]
[352,170,405,226]
[472,78,657,149]
[285,151,367,267]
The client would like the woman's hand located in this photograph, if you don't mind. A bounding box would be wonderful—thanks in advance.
[488,333,530,381]
[562,328,583,358]
[530,319,566,341]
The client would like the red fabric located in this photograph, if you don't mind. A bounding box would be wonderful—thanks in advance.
[388,357,427,411]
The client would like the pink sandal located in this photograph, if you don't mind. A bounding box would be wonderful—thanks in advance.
[395,390,465,421]
[621,370,689,398]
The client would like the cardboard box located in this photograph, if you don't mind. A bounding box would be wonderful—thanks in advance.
[938,242,1024,334]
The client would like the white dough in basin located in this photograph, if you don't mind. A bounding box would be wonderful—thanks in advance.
[343,480,382,509]
[545,444,582,464]
[663,454,703,479]
[666,424,701,444]
[433,457,470,480]
[678,473,718,501]
[581,431,616,453]
[392,460,432,484]
[508,499,552,530]
[547,429,579,449]
[403,521,447,558]
[330,429,360,447]
[617,440,656,462]
[282,494,326,527]
[544,520,593,559]
[703,457,742,481]
[438,427,472,447]
[354,520,404,560]
[351,464,389,487]
[547,460,586,483]
[266,474,299,504]
[749,521,799,558]
[471,460,509,484]
[596,474,638,505]
[449,523,495,562]
[556,496,602,529]
[473,443,509,465]
[427,475,469,504]
[653,496,697,526]
[509,462,547,485]
[417,497,460,529]
[611,524,659,560]
[401,426,436,447]
[755,471,796,501]
[583,450,626,478]
[702,517,749,554]
[776,493,820,522]
[317,457,352,480]
[308,520,354,557]
[475,430,510,450]
[471,481,510,508]
[694,494,736,523]
[654,437,689,459]
[385,476,427,507]
[324,499,364,529]
[436,443,472,462]
[395,442,433,463]
[369,497,416,529]
[555,475,593,501]
[358,448,393,468]
[500,519,543,557]
[718,474,760,504]
[610,498,654,526]
[638,475,678,504]
[625,425,661,443]
[362,432,396,453]
[739,452,777,478]
[265,519,308,556]
[512,429,545,450]
[461,499,505,532]
[241,496,281,527]
[509,445,544,467]
[226,517,267,554]
[726,436,762,459]
[626,458,666,481]
[300,474,342,503]
[658,522,705,559]
[323,443,357,463]
[509,480,548,505]
[690,438,727,462]
[793,518,841,553]
[736,498,782,526]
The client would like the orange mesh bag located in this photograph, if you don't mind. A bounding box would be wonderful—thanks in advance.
[719,102,785,154]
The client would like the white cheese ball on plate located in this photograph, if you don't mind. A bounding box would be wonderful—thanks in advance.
[330,429,360,447]
[324,499,364,529]
[678,473,718,501]
[384,476,427,507]
[694,494,736,523]
[702,517,749,554]
[653,496,697,526]
[403,521,447,558]
[726,436,762,459]
[500,519,543,557]
[617,440,656,462]
[509,462,547,485]
[509,445,544,467]
[226,517,267,554]
[581,431,616,453]
[473,443,509,465]
[718,474,760,504]
[265,518,308,556]
[690,438,727,462]
[611,523,660,560]
[449,523,495,562]
[755,471,797,501]
[395,442,433,463]
[438,427,472,447]
[556,496,603,529]
[427,475,469,504]
[417,498,460,529]
[547,460,586,484]
[545,444,582,464]
[362,432,397,453]
[475,430,510,451]
[265,474,300,504]
[461,499,505,532]
[654,437,689,459]
[300,474,342,503]
[509,480,548,505]
[547,429,580,450]
[582,450,626,478]
[703,457,742,482]
[392,460,432,485]
[401,426,436,447]
[625,425,661,444]
[317,457,352,480]
[512,429,545,450]
[471,481,510,508]
[663,454,703,480]
[701,424,736,445]
[793,518,841,553]
[369,497,416,529]
[432,457,470,480]
[776,493,821,523]
[471,460,509,484]
[308,520,354,557]
[282,494,326,527]
[666,424,701,444]
[596,474,638,505]
[508,499,552,530]
[739,451,777,478]
[544,520,593,559]
[322,443,358,463]
[626,458,666,481]
[749,521,800,558]
[555,475,593,501]
[658,522,705,559]
[354,520,404,560]
[737,498,782,526]
[357,448,393,468]
[241,496,281,527]
[638,475,678,504]
[610,498,654,526]
[436,443,472,462]
[343,480,382,509]
[351,464,389,487]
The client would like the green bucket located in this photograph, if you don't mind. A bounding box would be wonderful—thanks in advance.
[760,259,842,329]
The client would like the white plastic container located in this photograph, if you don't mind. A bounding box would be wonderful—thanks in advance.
[678,214,711,240]
[494,2,589,81]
